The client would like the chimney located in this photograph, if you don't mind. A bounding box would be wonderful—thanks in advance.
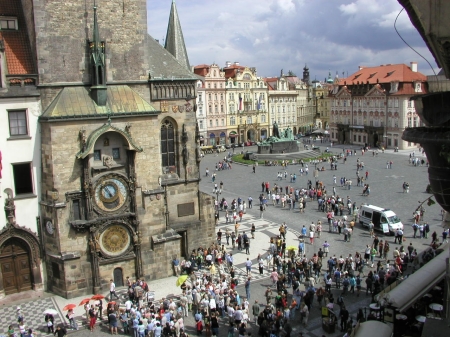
[410,61,418,72]
[358,66,363,71]
[225,61,231,67]
[234,61,240,66]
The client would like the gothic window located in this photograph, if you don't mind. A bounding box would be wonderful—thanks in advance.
[161,119,176,173]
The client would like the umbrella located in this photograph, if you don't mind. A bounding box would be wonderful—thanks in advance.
[176,275,189,287]
[63,304,76,311]
[79,298,91,306]
[108,301,116,306]
[286,246,297,250]
[91,294,105,300]
[43,309,58,316]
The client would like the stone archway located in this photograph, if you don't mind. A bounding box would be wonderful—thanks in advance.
[247,129,256,142]
[0,226,43,298]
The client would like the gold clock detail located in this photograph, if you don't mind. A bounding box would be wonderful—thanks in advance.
[94,175,128,212]
[100,225,130,256]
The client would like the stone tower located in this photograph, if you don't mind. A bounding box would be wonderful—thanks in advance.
[164,0,191,70]
[302,64,310,84]
[32,0,213,298]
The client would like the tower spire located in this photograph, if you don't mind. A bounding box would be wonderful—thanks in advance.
[89,1,107,106]
[164,0,190,70]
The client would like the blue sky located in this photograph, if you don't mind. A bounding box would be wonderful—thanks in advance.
[147,0,438,79]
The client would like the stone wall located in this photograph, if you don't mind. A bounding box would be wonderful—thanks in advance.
[33,0,149,86]
[40,97,211,296]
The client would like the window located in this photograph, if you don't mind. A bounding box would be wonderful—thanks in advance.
[198,106,203,115]
[407,117,412,127]
[72,199,82,221]
[110,148,120,160]
[12,163,33,195]
[261,114,266,123]
[199,120,204,129]
[94,150,101,161]
[161,119,176,172]
[198,94,202,102]
[209,105,212,113]
[215,106,218,113]
[8,110,28,136]
[0,18,17,30]
[220,105,224,113]
[208,93,211,100]
[221,119,224,126]
[209,120,213,127]
[215,119,218,126]
[247,117,252,124]
[52,262,60,279]
[230,117,236,125]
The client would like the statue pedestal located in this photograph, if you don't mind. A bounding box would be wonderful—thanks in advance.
[257,140,299,154]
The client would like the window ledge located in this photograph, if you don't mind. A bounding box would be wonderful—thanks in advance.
[14,193,37,200]
[7,135,32,141]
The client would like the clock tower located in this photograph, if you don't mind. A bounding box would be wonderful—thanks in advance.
[36,0,215,298]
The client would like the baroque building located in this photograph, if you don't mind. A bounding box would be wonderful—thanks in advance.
[264,73,299,135]
[193,64,227,146]
[0,0,214,299]
[223,62,269,144]
[329,63,427,149]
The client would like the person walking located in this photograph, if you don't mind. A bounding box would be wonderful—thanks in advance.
[245,277,251,300]
[110,279,119,300]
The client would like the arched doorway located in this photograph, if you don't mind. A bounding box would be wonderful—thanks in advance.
[0,238,32,295]
[113,267,124,287]
[247,129,256,142]
[373,133,379,147]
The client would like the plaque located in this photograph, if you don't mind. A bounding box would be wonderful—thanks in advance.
[177,202,195,217]
[99,225,131,256]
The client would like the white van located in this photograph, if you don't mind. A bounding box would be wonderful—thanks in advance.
[358,204,403,234]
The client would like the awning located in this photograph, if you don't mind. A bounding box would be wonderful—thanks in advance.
[354,321,393,337]
[381,247,447,312]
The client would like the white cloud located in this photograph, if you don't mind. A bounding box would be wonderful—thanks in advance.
[147,0,438,77]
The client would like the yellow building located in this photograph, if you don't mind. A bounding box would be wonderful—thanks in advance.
[224,62,269,144]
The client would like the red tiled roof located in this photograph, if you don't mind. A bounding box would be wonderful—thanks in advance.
[223,65,246,79]
[339,63,426,85]
[0,0,36,75]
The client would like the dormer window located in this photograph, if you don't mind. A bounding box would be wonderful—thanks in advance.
[0,17,18,30]
[415,82,422,93]
[390,81,399,93]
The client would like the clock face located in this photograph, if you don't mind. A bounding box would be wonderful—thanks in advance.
[46,221,54,235]
[94,176,128,212]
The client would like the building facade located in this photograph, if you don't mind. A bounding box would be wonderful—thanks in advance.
[0,1,43,297]
[0,0,214,299]
[193,64,227,146]
[329,63,427,149]
[224,63,269,144]
[265,74,299,135]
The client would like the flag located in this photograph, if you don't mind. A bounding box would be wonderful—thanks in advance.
[239,93,243,111]
[257,94,262,111]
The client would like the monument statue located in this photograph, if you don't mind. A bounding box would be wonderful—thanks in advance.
[272,122,280,139]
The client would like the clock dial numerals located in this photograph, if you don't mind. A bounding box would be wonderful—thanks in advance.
[94,177,128,212]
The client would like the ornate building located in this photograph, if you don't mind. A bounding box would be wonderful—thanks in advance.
[265,73,299,135]
[193,64,227,145]
[0,0,214,299]
[223,62,269,143]
[329,63,427,149]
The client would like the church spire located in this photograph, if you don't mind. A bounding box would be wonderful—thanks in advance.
[89,2,107,106]
[164,0,190,70]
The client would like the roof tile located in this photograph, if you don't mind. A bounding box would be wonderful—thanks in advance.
[0,0,36,75]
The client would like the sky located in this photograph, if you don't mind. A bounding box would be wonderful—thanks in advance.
[147,0,439,80]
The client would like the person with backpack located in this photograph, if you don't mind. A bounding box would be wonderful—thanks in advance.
[196,318,203,335]
[342,275,350,295]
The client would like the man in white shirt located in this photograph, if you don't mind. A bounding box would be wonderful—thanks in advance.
[110,279,118,300]
[245,258,252,276]
[125,299,133,313]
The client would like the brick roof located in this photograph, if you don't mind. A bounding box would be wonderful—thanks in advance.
[0,0,36,74]
[339,63,426,86]
[223,65,247,79]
